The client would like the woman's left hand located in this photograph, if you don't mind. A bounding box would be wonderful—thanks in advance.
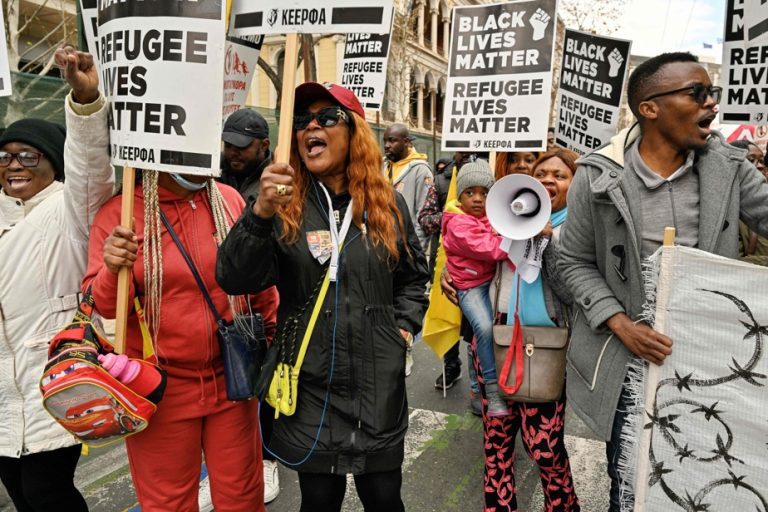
[539,221,553,239]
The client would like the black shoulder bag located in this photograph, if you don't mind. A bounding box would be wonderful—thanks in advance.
[160,210,267,401]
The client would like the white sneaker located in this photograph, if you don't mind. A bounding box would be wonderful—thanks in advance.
[198,474,213,512]
[263,459,280,503]
[404,347,414,377]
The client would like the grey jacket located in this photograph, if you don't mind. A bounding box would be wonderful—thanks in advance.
[558,125,768,440]
[385,158,433,251]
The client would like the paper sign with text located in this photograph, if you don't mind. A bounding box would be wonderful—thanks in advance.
[229,0,393,36]
[441,0,557,152]
[223,35,263,122]
[80,0,99,59]
[98,0,226,175]
[0,6,12,97]
[721,0,768,125]
[340,31,391,109]
[554,29,630,155]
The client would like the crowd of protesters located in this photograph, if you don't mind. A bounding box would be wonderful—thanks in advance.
[2,39,768,512]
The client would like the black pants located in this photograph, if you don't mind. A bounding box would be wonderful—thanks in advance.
[0,444,87,512]
[444,315,474,368]
[260,401,276,462]
[298,468,404,512]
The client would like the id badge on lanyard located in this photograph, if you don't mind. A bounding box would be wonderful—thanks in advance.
[318,183,354,282]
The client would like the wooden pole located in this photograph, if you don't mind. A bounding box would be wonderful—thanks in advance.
[633,226,675,511]
[488,152,497,172]
[276,34,299,164]
[113,167,136,354]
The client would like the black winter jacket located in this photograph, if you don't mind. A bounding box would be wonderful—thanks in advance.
[218,150,272,203]
[216,184,428,474]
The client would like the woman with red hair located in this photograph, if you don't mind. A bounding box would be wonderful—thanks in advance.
[216,83,428,512]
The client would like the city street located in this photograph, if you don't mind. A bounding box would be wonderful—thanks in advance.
[0,341,609,511]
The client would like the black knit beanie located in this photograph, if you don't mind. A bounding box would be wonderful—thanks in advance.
[0,118,66,181]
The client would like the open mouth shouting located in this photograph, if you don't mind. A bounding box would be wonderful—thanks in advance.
[305,136,327,158]
[697,113,716,137]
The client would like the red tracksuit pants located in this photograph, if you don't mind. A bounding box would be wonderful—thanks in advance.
[125,368,264,512]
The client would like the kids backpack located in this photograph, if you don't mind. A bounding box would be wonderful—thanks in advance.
[40,289,166,448]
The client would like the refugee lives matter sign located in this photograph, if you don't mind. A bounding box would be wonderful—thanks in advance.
[340,31,391,109]
[97,0,225,175]
[80,0,99,59]
[223,35,263,122]
[0,6,12,97]
[554,29,630,155]
[442,0,557,152]
[721,0,768,125]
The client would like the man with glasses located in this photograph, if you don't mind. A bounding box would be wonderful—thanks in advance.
[557,52,768,511]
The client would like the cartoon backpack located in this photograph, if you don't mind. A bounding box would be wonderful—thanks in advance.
[39,288,166,448]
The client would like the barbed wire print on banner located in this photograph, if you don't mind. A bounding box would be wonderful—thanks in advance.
[645,289,768,511]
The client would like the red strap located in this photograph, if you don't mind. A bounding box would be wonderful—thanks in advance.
[498,276,525,394]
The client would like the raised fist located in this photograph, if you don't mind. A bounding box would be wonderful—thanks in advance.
[608,48,624,78]
[529,8,551,41]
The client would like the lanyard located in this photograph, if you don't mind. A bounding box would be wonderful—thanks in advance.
[318,182,354,282]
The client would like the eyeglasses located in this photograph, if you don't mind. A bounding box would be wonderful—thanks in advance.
[643,84,722,105]
[0,151,44,168]
[293,107,348,131]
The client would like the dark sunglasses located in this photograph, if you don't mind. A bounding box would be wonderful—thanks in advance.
[293,107,348,131]
[0,151,44,168]
[643,84,722,105]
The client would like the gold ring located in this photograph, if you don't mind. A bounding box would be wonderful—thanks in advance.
[276,184,287,196]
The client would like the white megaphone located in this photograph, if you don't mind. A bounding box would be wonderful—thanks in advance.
[486,174,552,267]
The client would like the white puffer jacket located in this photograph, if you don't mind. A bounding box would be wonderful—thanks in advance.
[0,96,114,458]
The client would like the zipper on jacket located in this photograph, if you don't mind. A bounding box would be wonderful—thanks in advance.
[189,199,197,210]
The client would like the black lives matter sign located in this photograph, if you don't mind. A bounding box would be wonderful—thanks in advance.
[98,0,225,174]
[555,29,631,154]
[442,0,557,151]
[721,0,768,124]
[340,32,391,109]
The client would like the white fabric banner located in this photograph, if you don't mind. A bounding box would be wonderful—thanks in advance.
[631,246,768,511]
[97,0,226,175]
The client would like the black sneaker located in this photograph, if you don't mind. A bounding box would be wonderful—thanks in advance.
[434,365,462,390]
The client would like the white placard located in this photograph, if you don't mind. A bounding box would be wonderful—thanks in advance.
[228,0,393,36]
[340,30,391,110]
[720,0,768,125]
[0,6,12,97]
[97,0,226,175]
[554,29,631,155]
[223,35,263,122]
[80,0,99,59]
[441,0,557,152]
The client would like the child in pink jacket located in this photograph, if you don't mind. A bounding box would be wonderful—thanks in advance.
[442,160,511,416]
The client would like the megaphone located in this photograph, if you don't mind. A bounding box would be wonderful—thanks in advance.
[486,174,551,240]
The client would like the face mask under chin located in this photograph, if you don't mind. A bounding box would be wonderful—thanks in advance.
[170,173,208,191]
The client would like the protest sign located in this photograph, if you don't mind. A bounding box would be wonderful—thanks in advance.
[721,0,768,125]
[441,0,557,152]
[229,0,393,36]
[554,29,630,155]
[629,245,768,511]
[0,7,12,97]
[80,0,99,58]
[97,0,226,175]
[340,30,391,109]
[223,35,263,122]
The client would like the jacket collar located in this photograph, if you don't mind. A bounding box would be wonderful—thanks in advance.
[581,125,741,253]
